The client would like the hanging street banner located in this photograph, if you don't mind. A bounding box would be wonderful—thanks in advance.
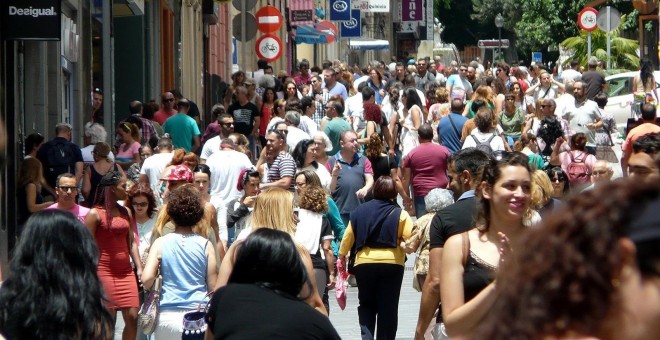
[340,9,361,37]
[401,0,423,21]
[329,0,350,21]
[357,0,389,12]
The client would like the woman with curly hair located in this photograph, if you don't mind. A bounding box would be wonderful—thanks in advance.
[291,139,331,192]
[85,171,142,340]
[141,184,218,338]
[125,183,158,259]
[0,210,114,339]
[296,185,336,312]
[477,179,660,339]
[440,152,532,338]
[365,133,409,204]
[216,187,328,315]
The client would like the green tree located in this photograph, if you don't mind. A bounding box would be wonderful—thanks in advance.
[561,22,640,71]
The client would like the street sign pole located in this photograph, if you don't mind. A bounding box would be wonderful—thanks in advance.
[241,0,246,72]
[607,6,611,70]
[588,32,591,58]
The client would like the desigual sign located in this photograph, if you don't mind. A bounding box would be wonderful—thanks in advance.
[2,0,61,40]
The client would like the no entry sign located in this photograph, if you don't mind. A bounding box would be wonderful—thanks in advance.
[255,5,283,33]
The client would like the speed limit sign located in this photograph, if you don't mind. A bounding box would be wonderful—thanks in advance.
[578,7,598,31]
[255,34,283,62]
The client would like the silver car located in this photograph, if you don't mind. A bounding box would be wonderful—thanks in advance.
[605,71,660,133]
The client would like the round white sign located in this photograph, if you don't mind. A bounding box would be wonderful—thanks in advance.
[256,34,282,62]
[578,7,598,32]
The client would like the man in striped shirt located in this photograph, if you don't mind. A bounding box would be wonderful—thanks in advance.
[261,129,296,191]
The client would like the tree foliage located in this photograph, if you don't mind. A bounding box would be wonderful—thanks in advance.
[561,20,640,71]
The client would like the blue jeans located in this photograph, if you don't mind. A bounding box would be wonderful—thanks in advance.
[414,195,426,219]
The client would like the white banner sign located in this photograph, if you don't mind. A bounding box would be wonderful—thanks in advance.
[358,0,389,12]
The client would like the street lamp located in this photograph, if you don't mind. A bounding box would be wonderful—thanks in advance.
[495,13,504,61]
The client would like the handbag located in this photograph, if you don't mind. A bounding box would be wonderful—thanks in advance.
[181,292,214,340]
[137,275,162,335]
[335,258,349,310]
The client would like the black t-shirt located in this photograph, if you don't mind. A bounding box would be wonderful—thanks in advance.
[581,70,606,100]
[429,196,477,249]
[228,101,260,137]
[206,283,340,340]
[368,155,397,182]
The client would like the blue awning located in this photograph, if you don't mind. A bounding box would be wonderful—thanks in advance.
[294,23,336,45]
[348,38,390,51]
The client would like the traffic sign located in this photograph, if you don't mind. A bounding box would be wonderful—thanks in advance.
[578,7,598,31]
[317,21,338,43]
[477,39,509,49]
[232,0,257,11]
[597,6,621,33]
[255,6,284,34]
[256,34,283,62]
[232,13,257,41]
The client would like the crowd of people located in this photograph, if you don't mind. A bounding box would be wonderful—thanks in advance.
[1,55,660,340]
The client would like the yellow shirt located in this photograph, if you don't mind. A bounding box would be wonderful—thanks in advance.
[339,209,414,266]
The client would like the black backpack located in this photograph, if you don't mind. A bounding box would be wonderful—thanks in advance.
[45,141,76,185]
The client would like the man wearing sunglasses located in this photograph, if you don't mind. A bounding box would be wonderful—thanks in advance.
[45,173,89,223]
[153,92,177,125]
[201,113,236,162]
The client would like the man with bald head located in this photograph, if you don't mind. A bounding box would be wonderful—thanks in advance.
[153,92,177,125]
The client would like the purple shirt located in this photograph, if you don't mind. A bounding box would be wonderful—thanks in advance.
[403,143,452,197]
[46,203,90,223]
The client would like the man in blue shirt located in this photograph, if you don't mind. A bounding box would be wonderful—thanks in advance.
[438,99,468,153]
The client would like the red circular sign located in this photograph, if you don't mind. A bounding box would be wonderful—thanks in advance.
[578,7,598,31]
[317,21,338,44]
[255,34,283,62]
[255,5,283,34]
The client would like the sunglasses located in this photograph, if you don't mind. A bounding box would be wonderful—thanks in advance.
[58,186,78,192]
[163,98,174,102]
[220,122,235,126]
[540,105,552,108]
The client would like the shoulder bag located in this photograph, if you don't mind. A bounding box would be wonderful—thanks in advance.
[137,275,162,335]
[181,291,214,339]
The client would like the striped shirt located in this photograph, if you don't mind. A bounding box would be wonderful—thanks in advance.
[309,91,330,126]
[267,152,296,191]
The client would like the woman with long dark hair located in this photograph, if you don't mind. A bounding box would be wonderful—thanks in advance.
[85,171,142,340]
[291,139,331,192]
[632,58,658,117]
[260,87,277,146]
[205,229,340,339]
[17,157,53,228]
[338,176,414,340]
[440,152,532,338]
[398,87,424,159]
[546,166,571,200]
[0,210,114,339]
[477,179,660,339]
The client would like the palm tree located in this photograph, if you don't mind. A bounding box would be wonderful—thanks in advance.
[561,18,639,71]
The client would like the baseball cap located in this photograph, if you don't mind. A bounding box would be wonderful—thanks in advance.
[162,165,193,183]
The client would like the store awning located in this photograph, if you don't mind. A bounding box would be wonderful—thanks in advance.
[348,38,390,51]
[294,21,337,45]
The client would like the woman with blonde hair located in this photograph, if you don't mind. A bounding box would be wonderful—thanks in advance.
[216,187,327,315]
[17,157,53,229]
[464,85,495,119]
[530,169,560,217]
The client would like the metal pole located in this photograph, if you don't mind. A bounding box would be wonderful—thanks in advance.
[588,32,592,58]
[498,27,501,61]
[102,0,114,141]
[241,1,246,72]
[607,6,611,70]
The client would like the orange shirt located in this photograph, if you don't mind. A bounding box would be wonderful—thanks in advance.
[622,123,660,153]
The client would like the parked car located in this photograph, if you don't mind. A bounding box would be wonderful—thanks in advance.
[605,71,660,134]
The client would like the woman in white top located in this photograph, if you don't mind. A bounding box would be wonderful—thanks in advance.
[291,139,331,192]
[125,183,157,260]
[394,87,423,159]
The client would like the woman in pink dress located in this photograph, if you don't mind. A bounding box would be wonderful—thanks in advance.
[85,171,142,340]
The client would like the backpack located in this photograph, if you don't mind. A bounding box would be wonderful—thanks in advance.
[45,141,76,185]
[470,134,496,157]
[566,152,591,186]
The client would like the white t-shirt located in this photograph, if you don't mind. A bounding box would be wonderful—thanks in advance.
[139,152,173,194]
[210,195,228,242]
[299,115,318,135]
[301,164,331,192]
[286,126,310,152]
[206,150,253,203]
[345,94,364,131]
[462,130,506,151]
[200,136,221,161]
